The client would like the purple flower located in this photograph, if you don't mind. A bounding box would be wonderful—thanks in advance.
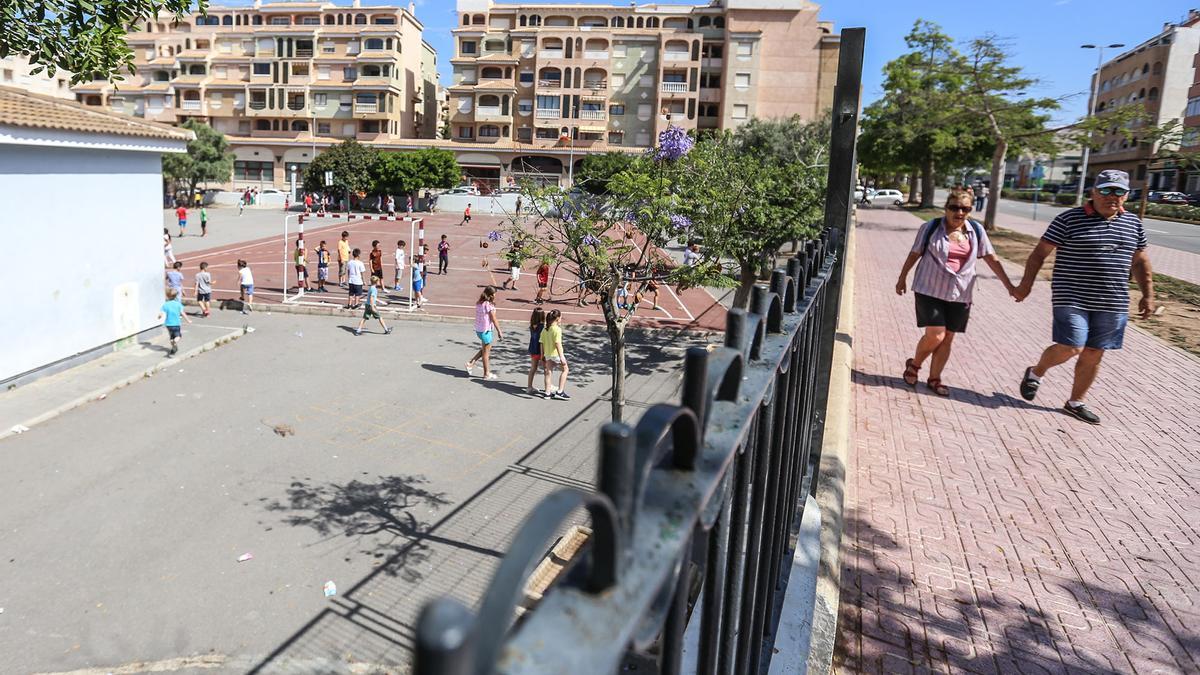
[670,214,691,231]
[581,234,600,246]
[487,230,503,242]
[655,125,694,161]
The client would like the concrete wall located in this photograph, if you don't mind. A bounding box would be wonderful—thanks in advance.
[0,146,166,381]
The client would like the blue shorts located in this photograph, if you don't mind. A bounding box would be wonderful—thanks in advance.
[1052,306,1128,350]
[413,278,424,293]
[166,325,181,339]
[476,330,494,345]
[242,284,254,295]
[179,220,186,228]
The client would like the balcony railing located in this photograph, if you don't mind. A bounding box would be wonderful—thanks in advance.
[539,50,565,59]
[702,57,724,69]
[354,102,379,113]
[583,80,608,90]
[249,100,267,110]
[476,105,504,118]
[538,79,562,88]
[287,100,307,111]
[535,108,560,119]
[583,51,609,60]
[661,81,688,93]
[580,109,606,120]
[664,52,690,62]
[296,48,314,58]
[180,99,202,110]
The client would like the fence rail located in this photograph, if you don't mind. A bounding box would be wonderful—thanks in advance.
[412,26,864,675]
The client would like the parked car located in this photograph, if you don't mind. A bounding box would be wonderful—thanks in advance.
[1185,192,1200,207]
[1152,191,1189,205]
[1126,188,1142,202]
[865,188,904,206]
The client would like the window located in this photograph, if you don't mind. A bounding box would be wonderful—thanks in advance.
[517,99,533,114]
[374,16,396,24]
[365,38,384,50]
[735,73,750,89]
[343,67,357,81]
[519,71,534,85]
[536,94,560,111]
[1186,97,1200,118]
[340,94,352,110]
[318,122,331,134]
[536,127,558,139]
[732,104,748,119]
[609,104,625,115]
[234,160,274,181]
[322,42,335,54]
[253,63,270,75]
[458,126,474,139]
[301,16,320,25]
[639,75,653,88]
[480,125,500,137]
[318,65,330,80]
[342,123,356,136]
[701,72,720,88]
[613,44,628,58]
[608,131,624,145]
[736,42,752,57]
[214,66,228,79]
[518,127,533,141]
[238,121,251,134]
[313,93,327,106]
[292,63,309,76]
[461,41,477,55]
[612,73,626,89]
[270,16,290,25]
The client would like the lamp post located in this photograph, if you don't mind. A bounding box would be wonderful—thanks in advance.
[1076,42,1125,206]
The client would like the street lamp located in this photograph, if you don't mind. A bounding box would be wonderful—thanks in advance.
[1076,42,1125,205]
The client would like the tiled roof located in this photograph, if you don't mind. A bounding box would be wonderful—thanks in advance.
[0,86,192,142]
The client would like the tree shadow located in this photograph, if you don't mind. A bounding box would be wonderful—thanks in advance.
[261,474,452,580]
[835,507,1197,673]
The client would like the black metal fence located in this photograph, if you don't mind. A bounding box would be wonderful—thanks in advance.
[411,28,865,675]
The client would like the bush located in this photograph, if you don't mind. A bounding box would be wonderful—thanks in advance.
[1145,203,1200,222]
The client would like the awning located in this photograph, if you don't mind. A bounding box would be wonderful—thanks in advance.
[582,94,607,101]
[579,125,607,133]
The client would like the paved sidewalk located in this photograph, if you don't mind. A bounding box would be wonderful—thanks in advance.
[837,208,1200,673]
[994,205,1200,286]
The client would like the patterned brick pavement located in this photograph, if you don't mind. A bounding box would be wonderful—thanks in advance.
[837,207,1200,674]
[996,209,1200,286]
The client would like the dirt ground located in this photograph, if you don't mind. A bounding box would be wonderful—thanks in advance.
[903,206,1200,357]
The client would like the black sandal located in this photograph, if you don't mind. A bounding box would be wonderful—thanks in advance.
[903,358,920,386]
[1019,367,1040,401]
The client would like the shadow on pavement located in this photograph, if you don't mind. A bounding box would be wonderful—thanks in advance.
[850,370,1059,413]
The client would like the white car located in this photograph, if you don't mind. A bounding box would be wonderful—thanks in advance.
[865,189,904,206]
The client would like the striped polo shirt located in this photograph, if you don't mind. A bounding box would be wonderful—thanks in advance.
[1042,203,1147,313]
[910,218,994,304]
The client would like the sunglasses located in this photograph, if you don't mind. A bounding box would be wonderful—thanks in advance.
[1097,187,1128,196]
[946,205,972,213]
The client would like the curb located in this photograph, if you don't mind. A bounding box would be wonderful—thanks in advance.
[182,298,726,338]
[805,217,856,674]
[0,327,246,442]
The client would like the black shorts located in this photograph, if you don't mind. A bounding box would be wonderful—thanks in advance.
[167,325,182,339]
[197,292,211,302]
[349,283,363,296]
[537,281,547,289]
[915,293,971,333]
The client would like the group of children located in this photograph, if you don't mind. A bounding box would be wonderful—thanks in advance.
[174,204,208,238]
[466,289,570,399]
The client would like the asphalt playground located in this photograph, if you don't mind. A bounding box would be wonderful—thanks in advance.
[173,208,726,331]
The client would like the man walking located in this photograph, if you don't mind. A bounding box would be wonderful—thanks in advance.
[1014,170,1155,425]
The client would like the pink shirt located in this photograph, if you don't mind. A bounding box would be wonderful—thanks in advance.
[474,301,494,332]
[945,238,971,273]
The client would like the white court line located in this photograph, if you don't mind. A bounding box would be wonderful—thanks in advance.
[1147,228,1169,234]
[664,284,695,321]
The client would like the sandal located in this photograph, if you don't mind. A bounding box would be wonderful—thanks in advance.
[927,378,950,397]
[903,358,920,386]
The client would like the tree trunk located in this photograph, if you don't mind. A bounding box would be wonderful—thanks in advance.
[984,138,1008,231]
[907,167,921,205]
[921,158,936,208]
[601,294,626,423]
[732,261,757,310]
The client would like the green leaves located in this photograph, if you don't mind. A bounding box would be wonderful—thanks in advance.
[161,119,233,193]
[304,144,459,196]
[1,1,202,84]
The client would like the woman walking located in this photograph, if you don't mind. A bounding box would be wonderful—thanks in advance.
[526,308,545,395]
[540,309,570,400]
[894,188,1016,395]
[467,286,503,380]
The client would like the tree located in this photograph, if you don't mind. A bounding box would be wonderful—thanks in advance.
[1,1,202,83]
[955,35,1058,229]
[302,140,377,196]
[161,119,233,199]
[372,148,459,197]
[575,152,638,194]
[508,127,726,423]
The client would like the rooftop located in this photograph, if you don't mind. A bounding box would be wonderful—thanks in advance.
[0,86,193,142]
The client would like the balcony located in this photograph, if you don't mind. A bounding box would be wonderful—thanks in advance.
[476,105,506,120]
[701,57,723,69]
[583,51,609,60]
[249,100,267,110]
[180,99,203,111]
[538,79,562,89]
[583,80,608,90]
[661,82,688,94]
[664,52,690,62]
[354,102,379,114]
[580,109,606,121]
[296,48,314,58]
[535,108,561,119]
[286,100,308,112]
[539,50,565,60]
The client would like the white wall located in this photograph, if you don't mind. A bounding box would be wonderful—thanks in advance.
[0,146,166,381]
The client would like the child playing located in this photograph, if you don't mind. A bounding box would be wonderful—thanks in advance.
[163,229,176,266]
[437,235,449,275]
[200,206,208,237]
[466,286,503,380]
[394,240,407,292]
[194,261,212,317]
[411,256,427,308]
[316,241,330,293]
[166,261,185,298]
[159,288,192,357]
[541,309,570,400]
[535,261,550,305]
[346,248,366,309]
[237,259,254,314]
[369,240,384,284]
[355,276,393,336]
[526,308,545,395]
[294,237,310,292]
[460,203,472,226]
[337,231,351,287]
[175,204,187,237]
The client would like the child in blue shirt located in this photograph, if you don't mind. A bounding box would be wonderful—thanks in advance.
[159,288,192,357]
[166,261,185,298]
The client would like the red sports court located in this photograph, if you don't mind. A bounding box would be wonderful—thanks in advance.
[175,211,725,331]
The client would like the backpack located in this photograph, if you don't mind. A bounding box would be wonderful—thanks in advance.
[921,217,985,257]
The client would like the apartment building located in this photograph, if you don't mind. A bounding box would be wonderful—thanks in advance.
[1,56,74,99]
[446,0,840,188]
[71,0,439,190]
[1086,10,1200,191]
